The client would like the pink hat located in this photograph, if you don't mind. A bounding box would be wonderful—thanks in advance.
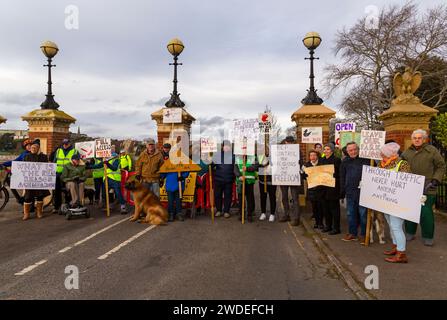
[380,142,401,158]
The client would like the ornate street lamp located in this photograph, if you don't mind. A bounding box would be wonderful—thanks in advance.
[301,32,323,105]
[165,38,185,108]
[40,41,60,110]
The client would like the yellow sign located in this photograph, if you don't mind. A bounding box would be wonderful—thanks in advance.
[159,151,202,173]
[160,172,197,203]
[304,165,335,189]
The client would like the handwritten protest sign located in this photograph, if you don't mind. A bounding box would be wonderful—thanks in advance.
[301,127,322,144]
[232,119,260,140]
[95,138,112,158]
[360,130,386,160]
[11,161,56,190]
[163,108,182,124]
[75,141,95,159]
[303,165,335,189]
[335,122,356,147]
[234,137,255,156]
[271,144,300,186]
[340,131,361,148]
[359,165,424,223]
[200,137,218,153]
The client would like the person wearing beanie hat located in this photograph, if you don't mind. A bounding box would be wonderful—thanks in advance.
[22,138,49,220]
[0,138,33,168]
[61,151,87,209]
[378,142,411,263]
[320,142,342,235]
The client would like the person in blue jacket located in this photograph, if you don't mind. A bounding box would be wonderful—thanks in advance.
[1,139,33,167]
[161,170,189,222]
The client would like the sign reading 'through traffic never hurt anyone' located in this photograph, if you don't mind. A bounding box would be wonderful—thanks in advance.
[11,161,56,190]
[359,165,425,223]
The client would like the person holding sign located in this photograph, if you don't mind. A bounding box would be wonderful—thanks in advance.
[401,129,446,246]
[378,142,411,263]
[160,170,189,222]
[22,139,50,220]
[258,147,277,222]
[135,138,164,198]
[339,142,370,243]
[302,150,324,229]
[321,143,342,235]
[234,154,259,222]
[104,152,128,214]
[212,141,235,219]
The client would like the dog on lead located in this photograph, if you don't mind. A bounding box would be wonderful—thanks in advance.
[125,178,168,225]
[369,210,386,244]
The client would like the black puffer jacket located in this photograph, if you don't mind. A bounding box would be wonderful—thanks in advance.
[339,156,370,200]
[212,152,235,184]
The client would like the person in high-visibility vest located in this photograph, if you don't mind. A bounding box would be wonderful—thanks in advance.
[234,154,259,223]
[52,138,78,213]
[119,150,133,172]
[103,152,127,214]
[92,157,104,205]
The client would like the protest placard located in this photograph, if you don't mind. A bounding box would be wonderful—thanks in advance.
[163,108,183,124]
[232,119,260,140]
[271,144,300,186]
[340,131,361,148]
[301,127,322,144]
[335,122,356,147]
[11,161,56,190]
[359,130,386,160]
[95,138,112,158]
[359,165,425,223]
[258,113,272,134]
[75,141,96,159]
[200,137,218,153]
[303,165,335,189]
[234,137,255,156]
[160,173,197,203]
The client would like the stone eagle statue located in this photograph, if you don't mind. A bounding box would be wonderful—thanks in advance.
[393,67,422,97]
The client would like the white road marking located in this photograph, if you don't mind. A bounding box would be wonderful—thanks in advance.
[58,247,72,253]
[15,260,47,276]
[98,225,157,260]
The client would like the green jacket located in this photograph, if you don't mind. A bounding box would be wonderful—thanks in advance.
[401,143,446,195]
[61,163,87,183]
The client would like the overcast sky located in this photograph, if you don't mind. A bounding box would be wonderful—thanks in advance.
[0,0,443,140]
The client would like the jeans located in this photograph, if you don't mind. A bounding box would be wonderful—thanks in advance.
[346,196,367,236]
[385,213,406,252]
[167,190,182,216]
[214,181,233,213]
[103,178,125,205]
[142,182,160,198]
[94,177,103,201]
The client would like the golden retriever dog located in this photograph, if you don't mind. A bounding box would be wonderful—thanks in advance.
[125,179,168,225]
[369,210,386,244]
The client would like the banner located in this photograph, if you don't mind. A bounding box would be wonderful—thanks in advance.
[359,130,386,160]
[234,137,255,156]
[160,173,197,203]
[163,108,183,124]
[335,122,356,147]
[301,127,322,144]
[95,138,112,158]
[271,144,301,186]
[303,165,335,189]
[359,165,425,223]
[340,131,361,148]
[11,161,56,190]
[200,137,218,153]
[75,141,96,159]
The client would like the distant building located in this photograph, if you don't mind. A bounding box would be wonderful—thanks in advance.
[0,129,29,140]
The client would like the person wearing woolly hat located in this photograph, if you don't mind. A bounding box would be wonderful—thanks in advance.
[378,142,411,263]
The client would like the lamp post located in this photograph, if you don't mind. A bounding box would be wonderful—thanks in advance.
[301,32,323,105]
[40,41,60,110]
[165,38,185,108]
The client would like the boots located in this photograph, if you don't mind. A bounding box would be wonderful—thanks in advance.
[36,201,44,219]
[383,244,397,256]
[385,251,408,263]
[23,202,32,221]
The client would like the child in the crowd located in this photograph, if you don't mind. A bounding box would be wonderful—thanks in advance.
[161,171,189,221]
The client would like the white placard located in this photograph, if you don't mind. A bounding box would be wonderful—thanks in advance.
[95,138,112,158]
[234,137,255,156]
[11,161,56,190]
[359,165,424,223]
[232,119,260,140]
[301,127,322,144]
[271,144,301,186]
[359,130,386,160]
[258,113,272,134]
[335,122,356,147]
[200,137,218,153]
[163,108,182,124]
[75,141,96,159]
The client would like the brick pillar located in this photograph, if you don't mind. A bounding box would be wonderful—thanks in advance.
[291,104,336,160]
[22,109,76,155]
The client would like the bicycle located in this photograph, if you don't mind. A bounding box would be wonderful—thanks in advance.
[0,166,10,211]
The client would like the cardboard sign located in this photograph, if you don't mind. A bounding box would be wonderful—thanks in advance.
[95,138,112,158]
[335,122,356,146]
[340,131,361,148]
[163,108,183,124]
[200,137,218,153]
[258,113,272,134]
[303,165,335,189]
[360,130,386,160]
[11,161,56,190]
[232,119,260,140]
[159,151,202,173]
[160,173,197,203]
[75,141,96,159]
[359,165,424,223]
[271,144,301,186]
[301,127,322,144]
[234,137,255,156]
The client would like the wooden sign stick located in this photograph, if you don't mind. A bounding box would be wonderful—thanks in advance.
[241,155,246,225]
[103,162,110,217]
[364,158,375,246]
[209,164,215,223]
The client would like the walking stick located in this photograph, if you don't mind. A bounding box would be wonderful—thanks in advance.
[364,159,375,246]
[103,162,110,217]
[264,132,268,194]
[241,155,246,225]
[209,164,215,223]
[178,170,183,199]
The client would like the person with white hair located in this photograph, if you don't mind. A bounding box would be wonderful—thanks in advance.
[401,129,446,246]
[379,142,411,263]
